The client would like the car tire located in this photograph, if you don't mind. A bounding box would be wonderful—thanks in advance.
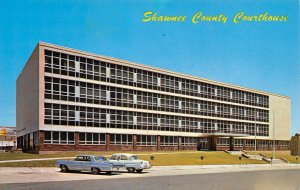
[92,167,100,175]
[60,165,69,173]
[127,167,136,173]
[136,169,143,173]
[106,171,112,175]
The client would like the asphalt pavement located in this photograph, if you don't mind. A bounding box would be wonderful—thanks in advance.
[2,169,300,190]
[1,165,300,190]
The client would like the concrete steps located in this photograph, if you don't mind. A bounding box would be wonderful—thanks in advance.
[226,151,289,164]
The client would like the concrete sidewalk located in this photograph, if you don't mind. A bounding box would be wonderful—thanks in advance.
[1,164,300,184]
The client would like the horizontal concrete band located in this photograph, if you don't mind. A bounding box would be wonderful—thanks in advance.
[42,125,271,140]
[44,99,268,125]
[44,73,269,111]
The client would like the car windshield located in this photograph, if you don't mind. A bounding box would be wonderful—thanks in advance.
[110,155,118,160]
[130,155,138,160]
[94,156,107,161]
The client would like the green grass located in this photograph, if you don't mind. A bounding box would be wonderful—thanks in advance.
[0,150,193,161]
[139,152,264,166]
[249,151,299,164]
[0,151,265,167]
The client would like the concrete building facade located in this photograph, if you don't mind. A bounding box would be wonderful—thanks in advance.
[16,42,291,153]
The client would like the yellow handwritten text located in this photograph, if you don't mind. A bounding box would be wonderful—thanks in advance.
[142,11,186,22]
[233,12,288,23]
[192,12,228,24]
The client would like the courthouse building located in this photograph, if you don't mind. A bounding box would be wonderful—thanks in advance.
[16,42,291,153]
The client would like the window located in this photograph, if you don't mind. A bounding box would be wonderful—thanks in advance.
[110,134,133,145]
[182,137,197,146]
[79,133,106,145]
[121,155,128,160]
[44,131,75,144]
[137,135,157,146]
[160,136,177,146]
[217,138,229,147]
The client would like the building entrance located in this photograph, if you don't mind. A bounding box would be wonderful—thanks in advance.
[197,138,208,150]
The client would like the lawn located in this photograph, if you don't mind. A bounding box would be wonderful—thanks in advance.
[0,151,265,167]
[0,150,194,161]
[249,151,299,164]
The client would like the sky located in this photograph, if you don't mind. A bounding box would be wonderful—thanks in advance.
[0,0,299,134]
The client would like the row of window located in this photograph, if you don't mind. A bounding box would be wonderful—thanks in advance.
[43,131,195,146]
[217,138,290,148]
[44,50,269,108]
[42,131,288,149]
[45,77,269,122]
[44,131,75,144]
[44,103,269,136]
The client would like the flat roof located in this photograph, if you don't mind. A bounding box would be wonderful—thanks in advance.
[38,41,290,99]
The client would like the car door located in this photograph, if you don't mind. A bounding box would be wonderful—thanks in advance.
[109,155,124,167]
[109,155,120,165]
[120,155,130,164]
[82,156,93,171]
[70,156,84,170]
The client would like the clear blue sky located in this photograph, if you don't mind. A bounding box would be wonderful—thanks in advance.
[0,0,299,134]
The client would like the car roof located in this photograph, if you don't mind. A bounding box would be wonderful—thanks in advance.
[76,155,97,157]
[112,153,137,157]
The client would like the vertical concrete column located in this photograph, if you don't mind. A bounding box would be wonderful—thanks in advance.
[75,132,79,150]
[157,135,161,151]
[17,137,21,149]
[39,131,45,151]
[229,137,234,151]
[106,133,110,151]
[268,140,271,150]
[20,136,23,149]
[178,136,182,150]
[27,134,30,149]
[133,134,137,151]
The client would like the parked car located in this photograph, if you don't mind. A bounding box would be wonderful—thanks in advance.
[108,153,151,173]
[55,155,116,175]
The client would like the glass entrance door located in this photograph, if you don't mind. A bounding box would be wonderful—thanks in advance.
[197,138,208,150]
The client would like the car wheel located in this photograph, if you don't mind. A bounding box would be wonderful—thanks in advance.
[106,171,112,175]
[92,167,100,175]
[60,165,69,173]
[136,169,143,173]
[127,167,136,173]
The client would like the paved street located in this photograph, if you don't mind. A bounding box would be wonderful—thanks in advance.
[0,164,299,184]
[2,169,300,190]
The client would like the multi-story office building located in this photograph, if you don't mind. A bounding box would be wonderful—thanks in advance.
[16,42,291,153]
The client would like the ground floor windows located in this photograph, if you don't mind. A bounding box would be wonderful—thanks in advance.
[234,139,243,147]
[245,139,255,147]
[79,133,106,145]
[136,135,157,146]
[217,138,229,147]
[18,131,290,151]
[160,136,178,146]
[110,134,133,145]
[257,140,269,148]
[44,131,75,144]
[182,137,197,146]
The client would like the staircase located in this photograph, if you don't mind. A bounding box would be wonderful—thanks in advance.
[226,150,289,164]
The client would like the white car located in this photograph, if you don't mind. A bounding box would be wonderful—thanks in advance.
[108,153,151,173]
